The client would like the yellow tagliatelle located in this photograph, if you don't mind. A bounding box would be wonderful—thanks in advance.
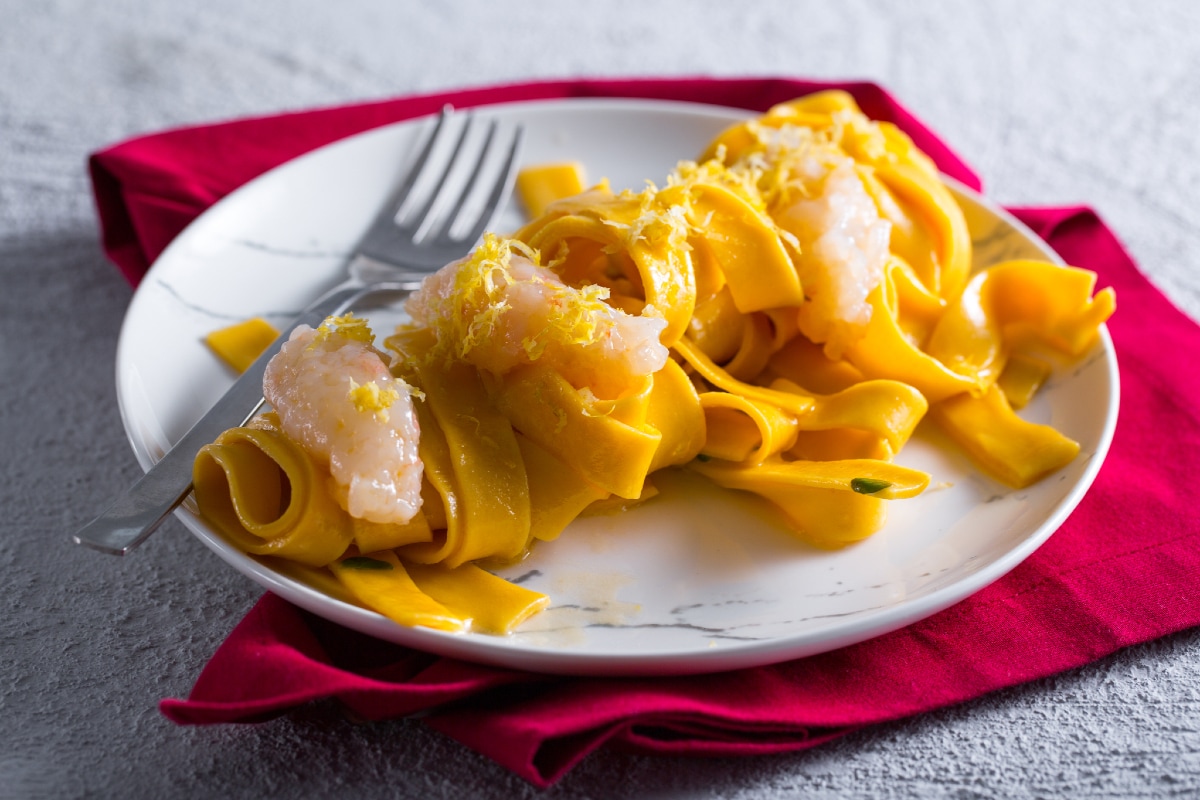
[194,417,357,566]
[194,93,1115,633]
[204,317,280,373]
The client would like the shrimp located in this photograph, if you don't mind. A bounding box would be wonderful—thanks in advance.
[773,149,892,360]
[263,316,423,525]
[407,235,668,399]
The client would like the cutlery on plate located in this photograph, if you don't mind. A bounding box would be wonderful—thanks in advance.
[73,107,524,555]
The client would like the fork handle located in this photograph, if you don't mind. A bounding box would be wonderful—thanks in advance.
[72,284,379,555]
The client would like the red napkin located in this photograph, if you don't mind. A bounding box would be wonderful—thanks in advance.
[89,79,1200,788]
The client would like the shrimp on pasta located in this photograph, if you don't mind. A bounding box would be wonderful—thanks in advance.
[262,314,423,525]
[406,234,669,399]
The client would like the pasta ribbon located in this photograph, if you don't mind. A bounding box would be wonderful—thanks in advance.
[720,312,776,383]
[193,422,354,566]
[203,317,279,373]
[489,361,662,499]
[926,260,1117,387]
[331,551,467,633]
[930,384,1081,489]
[193,418,553,632]
[674,335,815,417]
[657,180,805,312]
[516,434,610,542]
[871,161,972,301]
[769,377,927,457]
[643,358,708,472]
[701,90,971,302]
[516,161,586,218]
[765,334,866,395]
[996,353,1052,410]
[698,392,799,465]
[351,513,434,556]
[388,328,532,568]
[786,428,894,462]
[516,185,696,345]
[405,562,550,635]
[676,336,927,456]
[691,457,930,548]
[688,287,745,364]
[843,258,980,404]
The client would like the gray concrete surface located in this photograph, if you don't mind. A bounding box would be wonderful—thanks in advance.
[4,1,1200,797]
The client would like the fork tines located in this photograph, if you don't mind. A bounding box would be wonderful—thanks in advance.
[359,107,523,273]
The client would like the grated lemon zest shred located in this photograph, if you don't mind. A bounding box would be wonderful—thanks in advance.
[427,232,637,367]
[347,377,400,421]
[312,313,375,347]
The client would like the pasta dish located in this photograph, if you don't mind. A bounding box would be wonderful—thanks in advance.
[192,92,1115,635]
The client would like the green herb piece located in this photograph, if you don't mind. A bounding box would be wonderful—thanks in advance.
[339,556,394,571]
[696,453,712,462]
[850,477,893,495]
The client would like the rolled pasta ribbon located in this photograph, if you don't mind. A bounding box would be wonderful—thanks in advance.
[194,417,434,566]
[760,306,803,354]
[688,287,744,364]
[193,423,355,566]
[698,391,799,465]
[683,292,779,384]
[517,185,696,345]
[657,177,805,313]
[719,312,776,383]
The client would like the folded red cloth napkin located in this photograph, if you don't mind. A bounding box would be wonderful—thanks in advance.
[90,78,1200,788]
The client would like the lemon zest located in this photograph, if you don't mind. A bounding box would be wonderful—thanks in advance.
[312,313,375,347]
[347,377,400,421]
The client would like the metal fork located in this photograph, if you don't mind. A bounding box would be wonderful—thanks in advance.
[72,107,524,556]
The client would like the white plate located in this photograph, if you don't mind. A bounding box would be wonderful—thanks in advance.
[116,98,1119,676]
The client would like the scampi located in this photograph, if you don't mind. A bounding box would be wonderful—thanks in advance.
[263,316,423,525]
[406,234,669,399]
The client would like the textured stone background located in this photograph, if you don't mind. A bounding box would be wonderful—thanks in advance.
[4,1,1199,797]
